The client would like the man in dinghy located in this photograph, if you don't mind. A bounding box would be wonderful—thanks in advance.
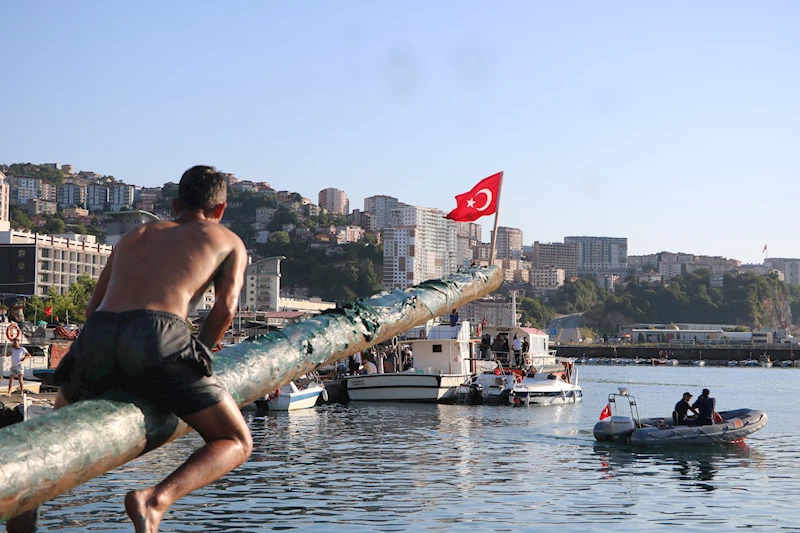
[673,392,698,425]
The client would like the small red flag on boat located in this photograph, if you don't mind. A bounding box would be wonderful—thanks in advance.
[599,403,612,420]
[444,172,502,222]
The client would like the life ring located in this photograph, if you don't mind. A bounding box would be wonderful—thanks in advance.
[514,373,524,384]
[6,323,21,341]
[321,388,329,402]
[268,389,280,400]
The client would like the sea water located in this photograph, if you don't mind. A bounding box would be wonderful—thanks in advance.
[33,365,800,532]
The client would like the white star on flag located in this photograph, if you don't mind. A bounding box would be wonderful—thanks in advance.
[466,198,476,208]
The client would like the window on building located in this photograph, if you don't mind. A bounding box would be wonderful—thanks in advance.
[18,250,26,257]
[18,262,25,270]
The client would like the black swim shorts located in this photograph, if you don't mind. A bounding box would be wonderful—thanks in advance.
[54,310,226,418]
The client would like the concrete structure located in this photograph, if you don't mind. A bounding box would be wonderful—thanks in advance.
[0,171,9,232]
[364,195,399,230]
[105,210,160,246]
[0,230,112,297]
[85,184,110,212]
[531,267,565,289]
[658,261,683,279]
[109,183,136,211]
[382,205,457,290]
[461,297,514,328]
[336,225,364,244]
[765,258,800,285]
[456,221,481,269]
[348,209,377,232]
[492,226,523,260]
[26,199,58,217]
[564,236,627,276]
[7,176,43,206]
[56,183,85,208]
[637,272,663,286]
[318,187,349,215]
[280,296,336,313]
[532,241,579,279]
[242,256,284,312]
[255,206,276,224]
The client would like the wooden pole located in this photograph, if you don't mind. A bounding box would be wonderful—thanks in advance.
[488,172,504,265]
[0,265,503,522]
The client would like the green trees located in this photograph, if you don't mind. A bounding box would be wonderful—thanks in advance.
[517,296,556,329]
[24,274,97,324]
[6,163,64,184]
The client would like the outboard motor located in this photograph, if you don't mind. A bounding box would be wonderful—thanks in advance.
[468,383,484,405]
[608,415,636,443]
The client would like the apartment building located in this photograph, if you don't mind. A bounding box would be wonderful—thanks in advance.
[382,205,457,290]
[241,256,283,312]
[56,183,86,208]
[0,230,112,297]
[85,184,110,212]
[532,241,579,279]
[0,171,9,231]
[564,236,628,276]
[492,226,523,260]
[364,195,399,230]
[456,221,481,269]
[531,267,566,289]
[318,188,349,215]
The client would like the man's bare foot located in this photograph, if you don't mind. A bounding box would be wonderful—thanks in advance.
[125,489,164,533]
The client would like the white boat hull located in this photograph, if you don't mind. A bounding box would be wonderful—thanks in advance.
[267,385,325,411]
[344,373,469,402]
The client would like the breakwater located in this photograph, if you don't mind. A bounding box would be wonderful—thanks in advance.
[555,343,798,364]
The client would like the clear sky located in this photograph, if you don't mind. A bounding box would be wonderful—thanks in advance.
[2,1,798,263]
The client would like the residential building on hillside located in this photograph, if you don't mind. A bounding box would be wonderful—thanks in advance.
[57,183,86,208]
[382,205,457,290]
[364,195,399,230]
[637,272,663,285]
[318,188,349,215]
[7,176,43,205]
[564,236,627,276]
[532,241,579,279]
[336,225,363,244]
[492,226,523,260]
[0,229,112,297]
[241,256,283,312]
[531,267,565,289]
[0,171,9,231]
[627,254,659,272]
[765,258,800,285]
[27,199,57,217]
[61,164,74,174]
[40,183,56,202]
[109,183,135,211]
[348,209,376,232]
[85,184,110,212]
[138,187,163,208]
[456,221,481,269]
[659,261,682,279]
[255,206,276,224]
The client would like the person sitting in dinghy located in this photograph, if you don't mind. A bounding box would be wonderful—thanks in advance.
[690,389,716,426]
[673,392,698,425]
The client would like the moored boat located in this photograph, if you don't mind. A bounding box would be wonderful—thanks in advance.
[593,388,767,447]
[257,373,327,411]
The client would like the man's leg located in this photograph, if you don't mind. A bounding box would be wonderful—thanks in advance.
[124,394,252,533]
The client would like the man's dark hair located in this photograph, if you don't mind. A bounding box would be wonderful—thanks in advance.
[178,166,227,211]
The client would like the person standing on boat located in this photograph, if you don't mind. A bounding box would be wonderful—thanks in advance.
[673,392,698,425]
[511,334,522,366]
[4,338,32,395]
[691,388,717,426]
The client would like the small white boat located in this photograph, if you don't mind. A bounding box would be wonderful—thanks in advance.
[727,360,738,367]
[692,359,705,367]
[259,374,327,411]
[593,388,767,447]
[462,326,582,406]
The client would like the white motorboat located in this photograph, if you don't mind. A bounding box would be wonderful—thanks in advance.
[258,374,328,411]
[343,321,491,402]
[463,326,582,406]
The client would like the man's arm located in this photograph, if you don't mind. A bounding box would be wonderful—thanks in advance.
[86,249,116,318]
[198,239,247,349]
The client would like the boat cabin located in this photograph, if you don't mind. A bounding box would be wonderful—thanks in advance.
[480,326,554,368]
[407,321,473,376]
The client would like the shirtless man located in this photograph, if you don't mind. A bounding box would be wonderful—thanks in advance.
[49,165,253,532]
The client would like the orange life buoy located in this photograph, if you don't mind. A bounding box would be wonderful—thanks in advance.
[514,373,523,384]
[6,323,21,341]
[268,389,280,400]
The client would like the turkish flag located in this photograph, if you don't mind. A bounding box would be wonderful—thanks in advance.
[444,172,502,222]
[44,306,53,317]
[599,403,612,420]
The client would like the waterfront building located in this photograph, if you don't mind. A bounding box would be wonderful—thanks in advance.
[382,205,457,290]
[56,183,86,208]
[318,188,349,215]
[564,236,627,276]
[532,241,579,279]
[85,184,110,212]
[491,226,523,260]
[0,229,112,297]
[105,210,159,246]
[531,267,565,289]
[0,171,9,231]
[364,195,399,230]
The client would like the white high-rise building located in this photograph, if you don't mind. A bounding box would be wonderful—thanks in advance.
[382,205,457,290]
[86,184,110,212]
[364,195,399,230]
[57,183,86,208]
[7,176,43,205]
[0,171,9,231]
[456,221,481,269]
[109,183,135,211]
[318,188,349,215]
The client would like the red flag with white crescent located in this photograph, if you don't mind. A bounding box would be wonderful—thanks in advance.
[599,403,612,420]
[444,172,502,222]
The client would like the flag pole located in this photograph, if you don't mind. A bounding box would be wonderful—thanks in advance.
[488,172,504,265]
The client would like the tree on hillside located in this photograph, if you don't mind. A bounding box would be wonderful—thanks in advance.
[7,163,64,184]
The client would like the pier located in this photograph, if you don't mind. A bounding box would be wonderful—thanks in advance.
[555,342,797,365]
